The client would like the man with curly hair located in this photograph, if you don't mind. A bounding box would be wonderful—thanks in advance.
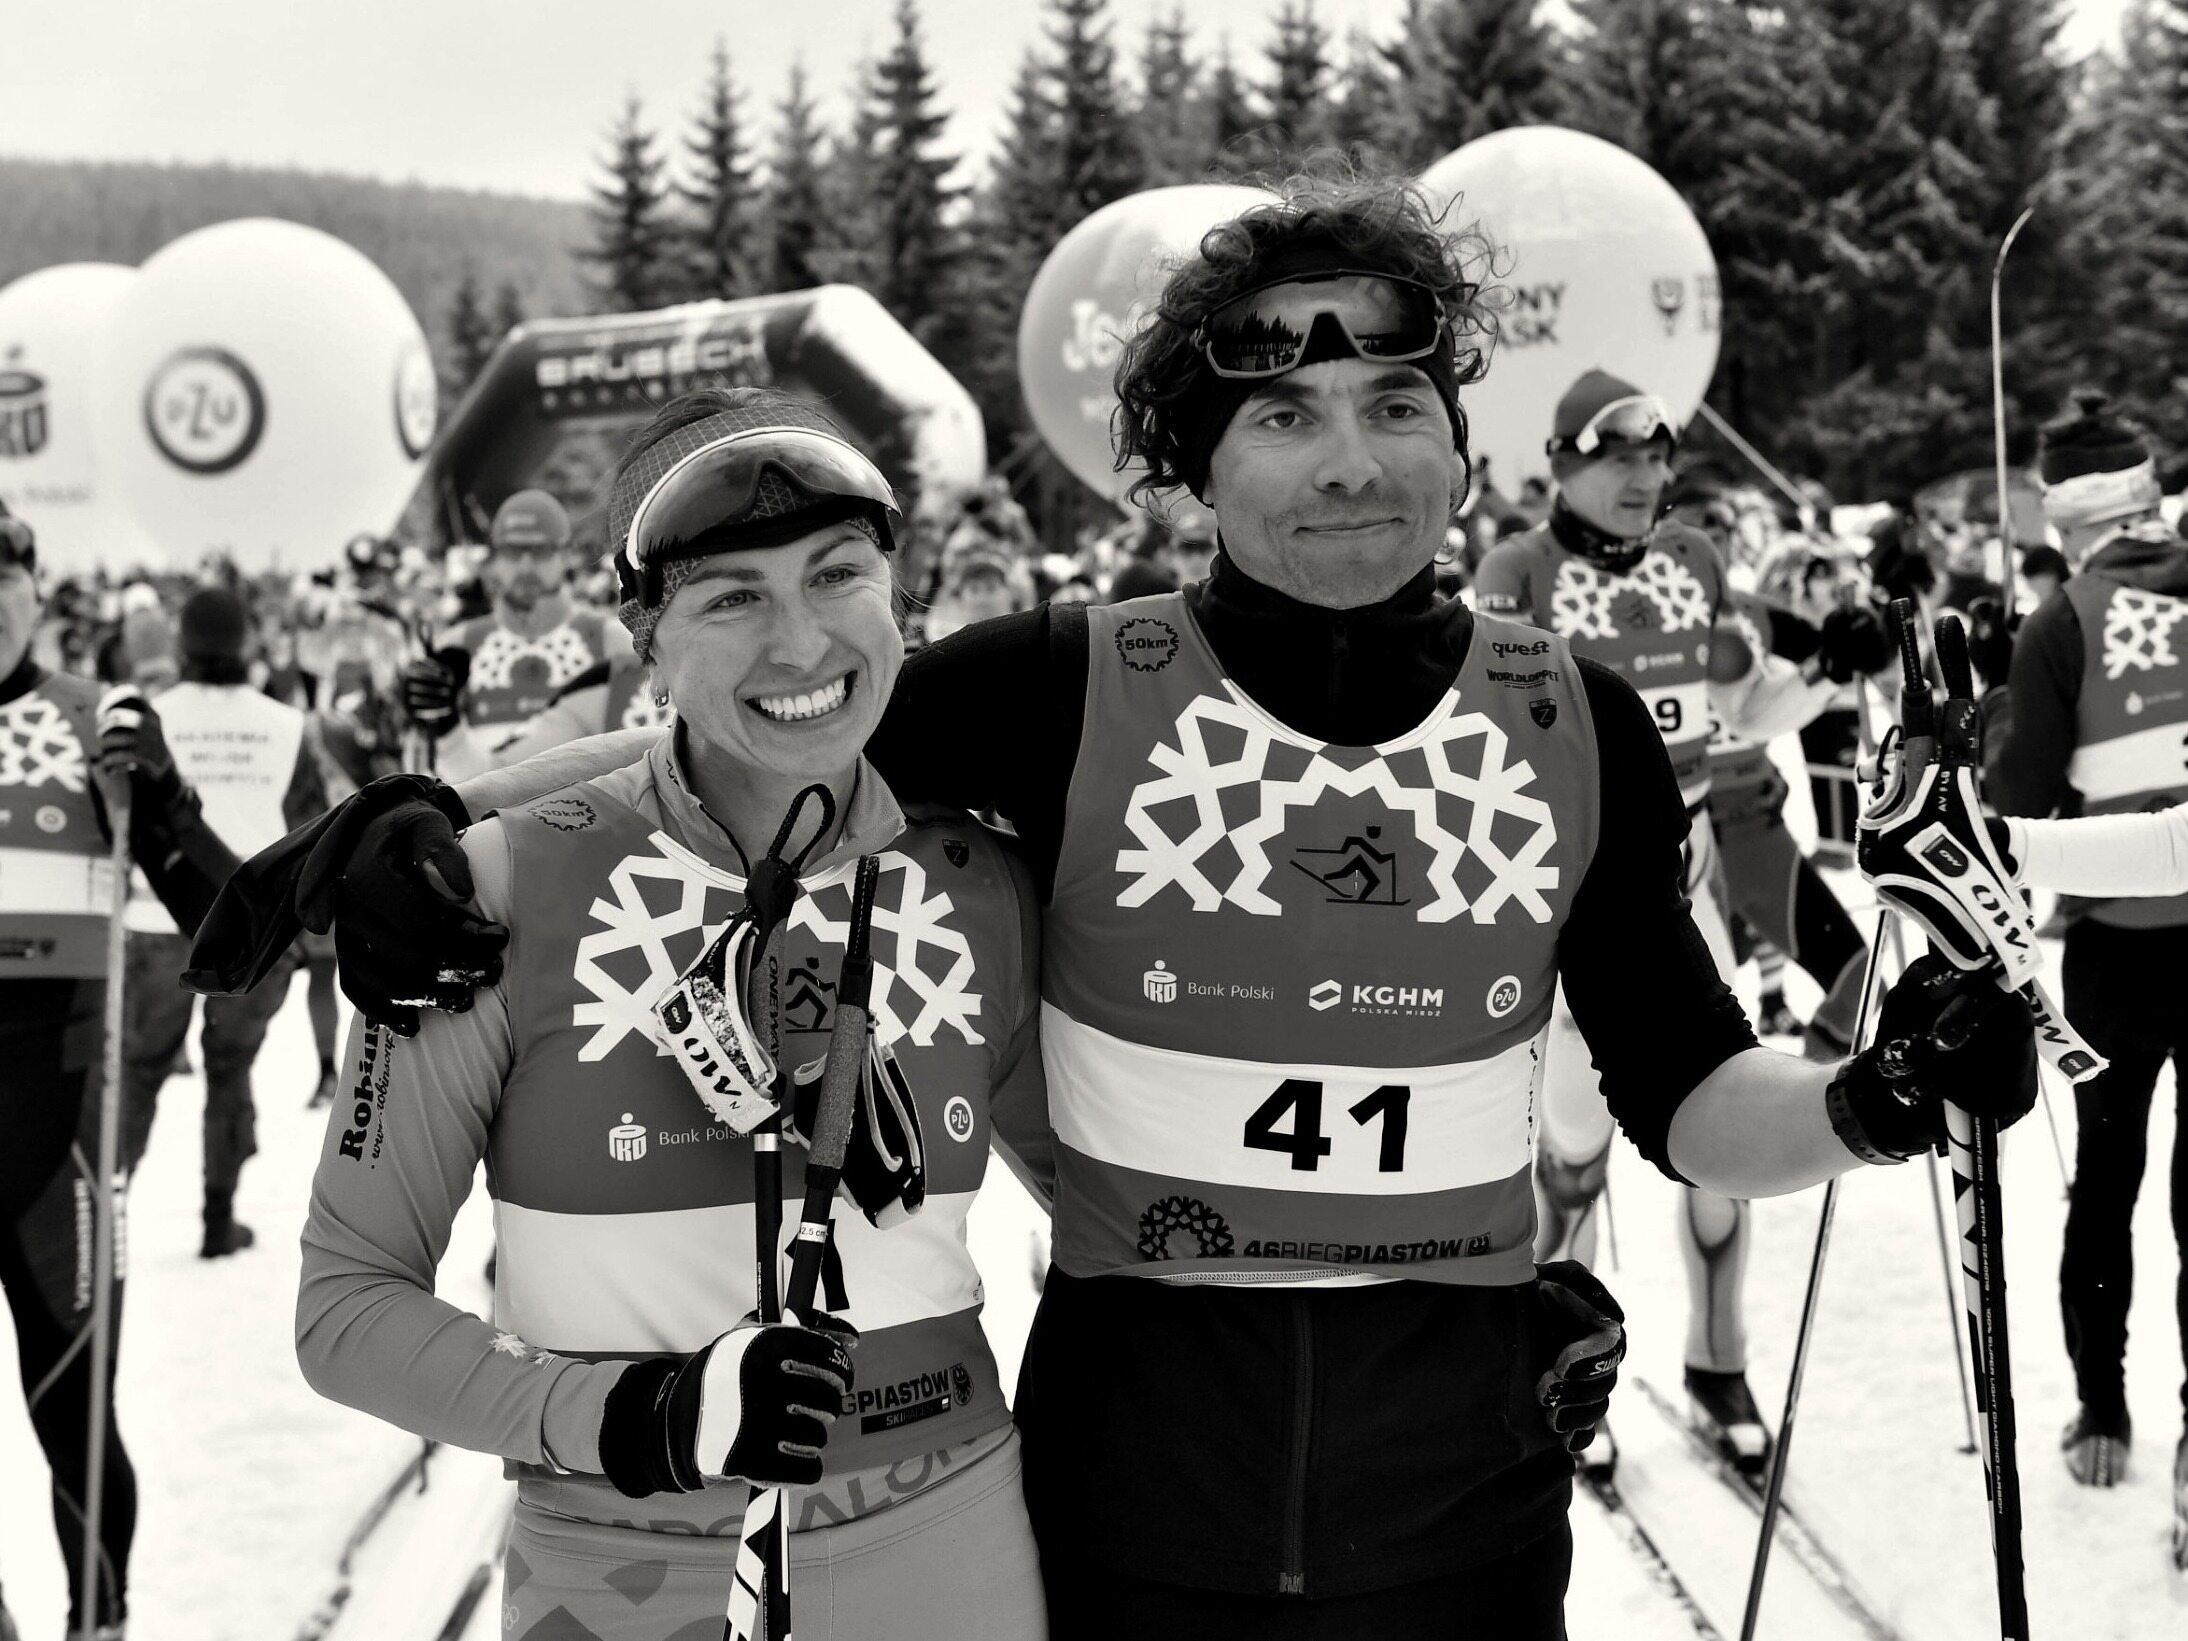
[197,176,2039,1638]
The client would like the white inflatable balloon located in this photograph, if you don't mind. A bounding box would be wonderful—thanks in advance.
[0,263,163,572]
[89,219,437,571]
[1417,126,1721,488]
[1019,183,1277,514]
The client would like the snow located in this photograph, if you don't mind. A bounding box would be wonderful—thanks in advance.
[4,862,2184,1639]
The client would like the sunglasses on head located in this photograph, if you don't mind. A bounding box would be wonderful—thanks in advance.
[1195,271,1448,379]
[1547,394,1677,458]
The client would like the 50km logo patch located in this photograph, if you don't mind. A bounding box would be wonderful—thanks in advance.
[1115,617,1178,673]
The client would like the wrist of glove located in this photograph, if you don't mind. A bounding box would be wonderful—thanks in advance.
[295,775,506,1037]
[599,1312,858,1497]
[94,686,179,792]
[787,1041,928,1228]
[1533,1260,1625,1456]
[1826,953,2039,1164]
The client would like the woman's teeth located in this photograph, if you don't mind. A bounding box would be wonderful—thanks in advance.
[750,674,852,723]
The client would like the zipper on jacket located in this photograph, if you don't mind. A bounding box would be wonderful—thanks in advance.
[1278,1294,1315,1595]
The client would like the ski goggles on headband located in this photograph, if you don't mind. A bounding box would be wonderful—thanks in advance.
[618,426,899,602]
[1547,394,1678,458]
[1195,271,1447,379]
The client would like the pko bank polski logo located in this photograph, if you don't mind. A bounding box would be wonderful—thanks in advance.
[1309,978,1445,1017]
[1143,960,1178,1004]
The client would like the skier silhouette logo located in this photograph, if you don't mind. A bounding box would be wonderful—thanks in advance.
[1290,825,1406,906]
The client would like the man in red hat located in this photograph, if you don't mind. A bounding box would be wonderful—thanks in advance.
[401,489,632,780]
[1476,369,1890,1473]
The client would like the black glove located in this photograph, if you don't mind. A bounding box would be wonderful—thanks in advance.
[295,778,508,1036]
[1815,603,1893,683]
[95,685,182,805]
[789,1040,928,1227]
[398,650,469,739]
[599,1311,858,1496]
[1533,1260,1626,1455]
[1826,952,2039,1164]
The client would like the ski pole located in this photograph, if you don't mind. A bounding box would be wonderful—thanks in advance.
[1931,618,2031,1639]
[1925,1146,1982,1456]
[1740,662,1913,1640]
[79,781,130,1641]
[720,785,836,1641]
[1739,897,1894,1641]
[728,856,880,1641]
[1990,205,2036,617]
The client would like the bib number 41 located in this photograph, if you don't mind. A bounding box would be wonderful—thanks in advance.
[1243,1078,1411,1173]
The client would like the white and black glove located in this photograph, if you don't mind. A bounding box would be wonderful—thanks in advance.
[600,1311,858,1496]
[398,650,468,739]
[790,1040,927,1227]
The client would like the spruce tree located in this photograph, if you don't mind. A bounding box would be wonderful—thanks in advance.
[1046,0,1143,219]
[679,39,756,301]
[581,94,677,312]
[1136,7,1208,185]
[817,58,888,292]
[445,267,495,394]
[866,0,964,346]
[1203,42,1262,175]
[1409,0,1568,158]
[1372,0,1441,168]
[1328,26,1399,164]
[764,62,831,293]
[1263,1,1336,164]
[493,281,526,346]
[2052,0,2188,456]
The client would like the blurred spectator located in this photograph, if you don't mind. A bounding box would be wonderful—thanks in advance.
[2021,543,2070,607]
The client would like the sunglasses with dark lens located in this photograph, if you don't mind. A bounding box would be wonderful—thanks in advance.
[1196,272,1447,379]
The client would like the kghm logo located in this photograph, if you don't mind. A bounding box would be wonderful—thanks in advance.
[1143,960,1177,1004]
[609,1113,647,1163]
[1137,1196,1235,1260]
[1309,978,1342,1012]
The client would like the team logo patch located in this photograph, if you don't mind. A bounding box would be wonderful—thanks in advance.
[1486,974,1523,1018]
[942,838,968,868]
[144,346,266,475]
[1291,825,1406,906]
[531,796,596,832]
[1529,698,1557,729]
[1116,685,1560,924]
[572,837,984,1061]
[943,1094,975,1142]
[1137,1195,1235,1260]
[1115,617,1179,673]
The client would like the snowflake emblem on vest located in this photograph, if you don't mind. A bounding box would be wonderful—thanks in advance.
[1115,684,1560,924]
[0,696,87,793]
[468,624,597,694]
[2099,586,2188,680]
[1548,551,1711,641]
[571,836,985,1060]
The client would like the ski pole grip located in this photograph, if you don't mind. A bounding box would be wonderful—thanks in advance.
[1888,598,1934,738]
[1934,613,1976,700]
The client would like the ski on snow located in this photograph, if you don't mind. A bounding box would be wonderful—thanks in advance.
[1576,1464,1729,1639]
[293,1439,441,1641]
[1630,1376,1903,1641]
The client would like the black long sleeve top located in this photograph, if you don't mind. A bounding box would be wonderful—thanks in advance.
[872,550,1754,1179]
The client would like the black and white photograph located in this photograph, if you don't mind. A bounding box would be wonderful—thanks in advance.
[1,1,2183,1637]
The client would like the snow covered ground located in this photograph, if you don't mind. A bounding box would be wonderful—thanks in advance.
[3,860,2183,1639]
